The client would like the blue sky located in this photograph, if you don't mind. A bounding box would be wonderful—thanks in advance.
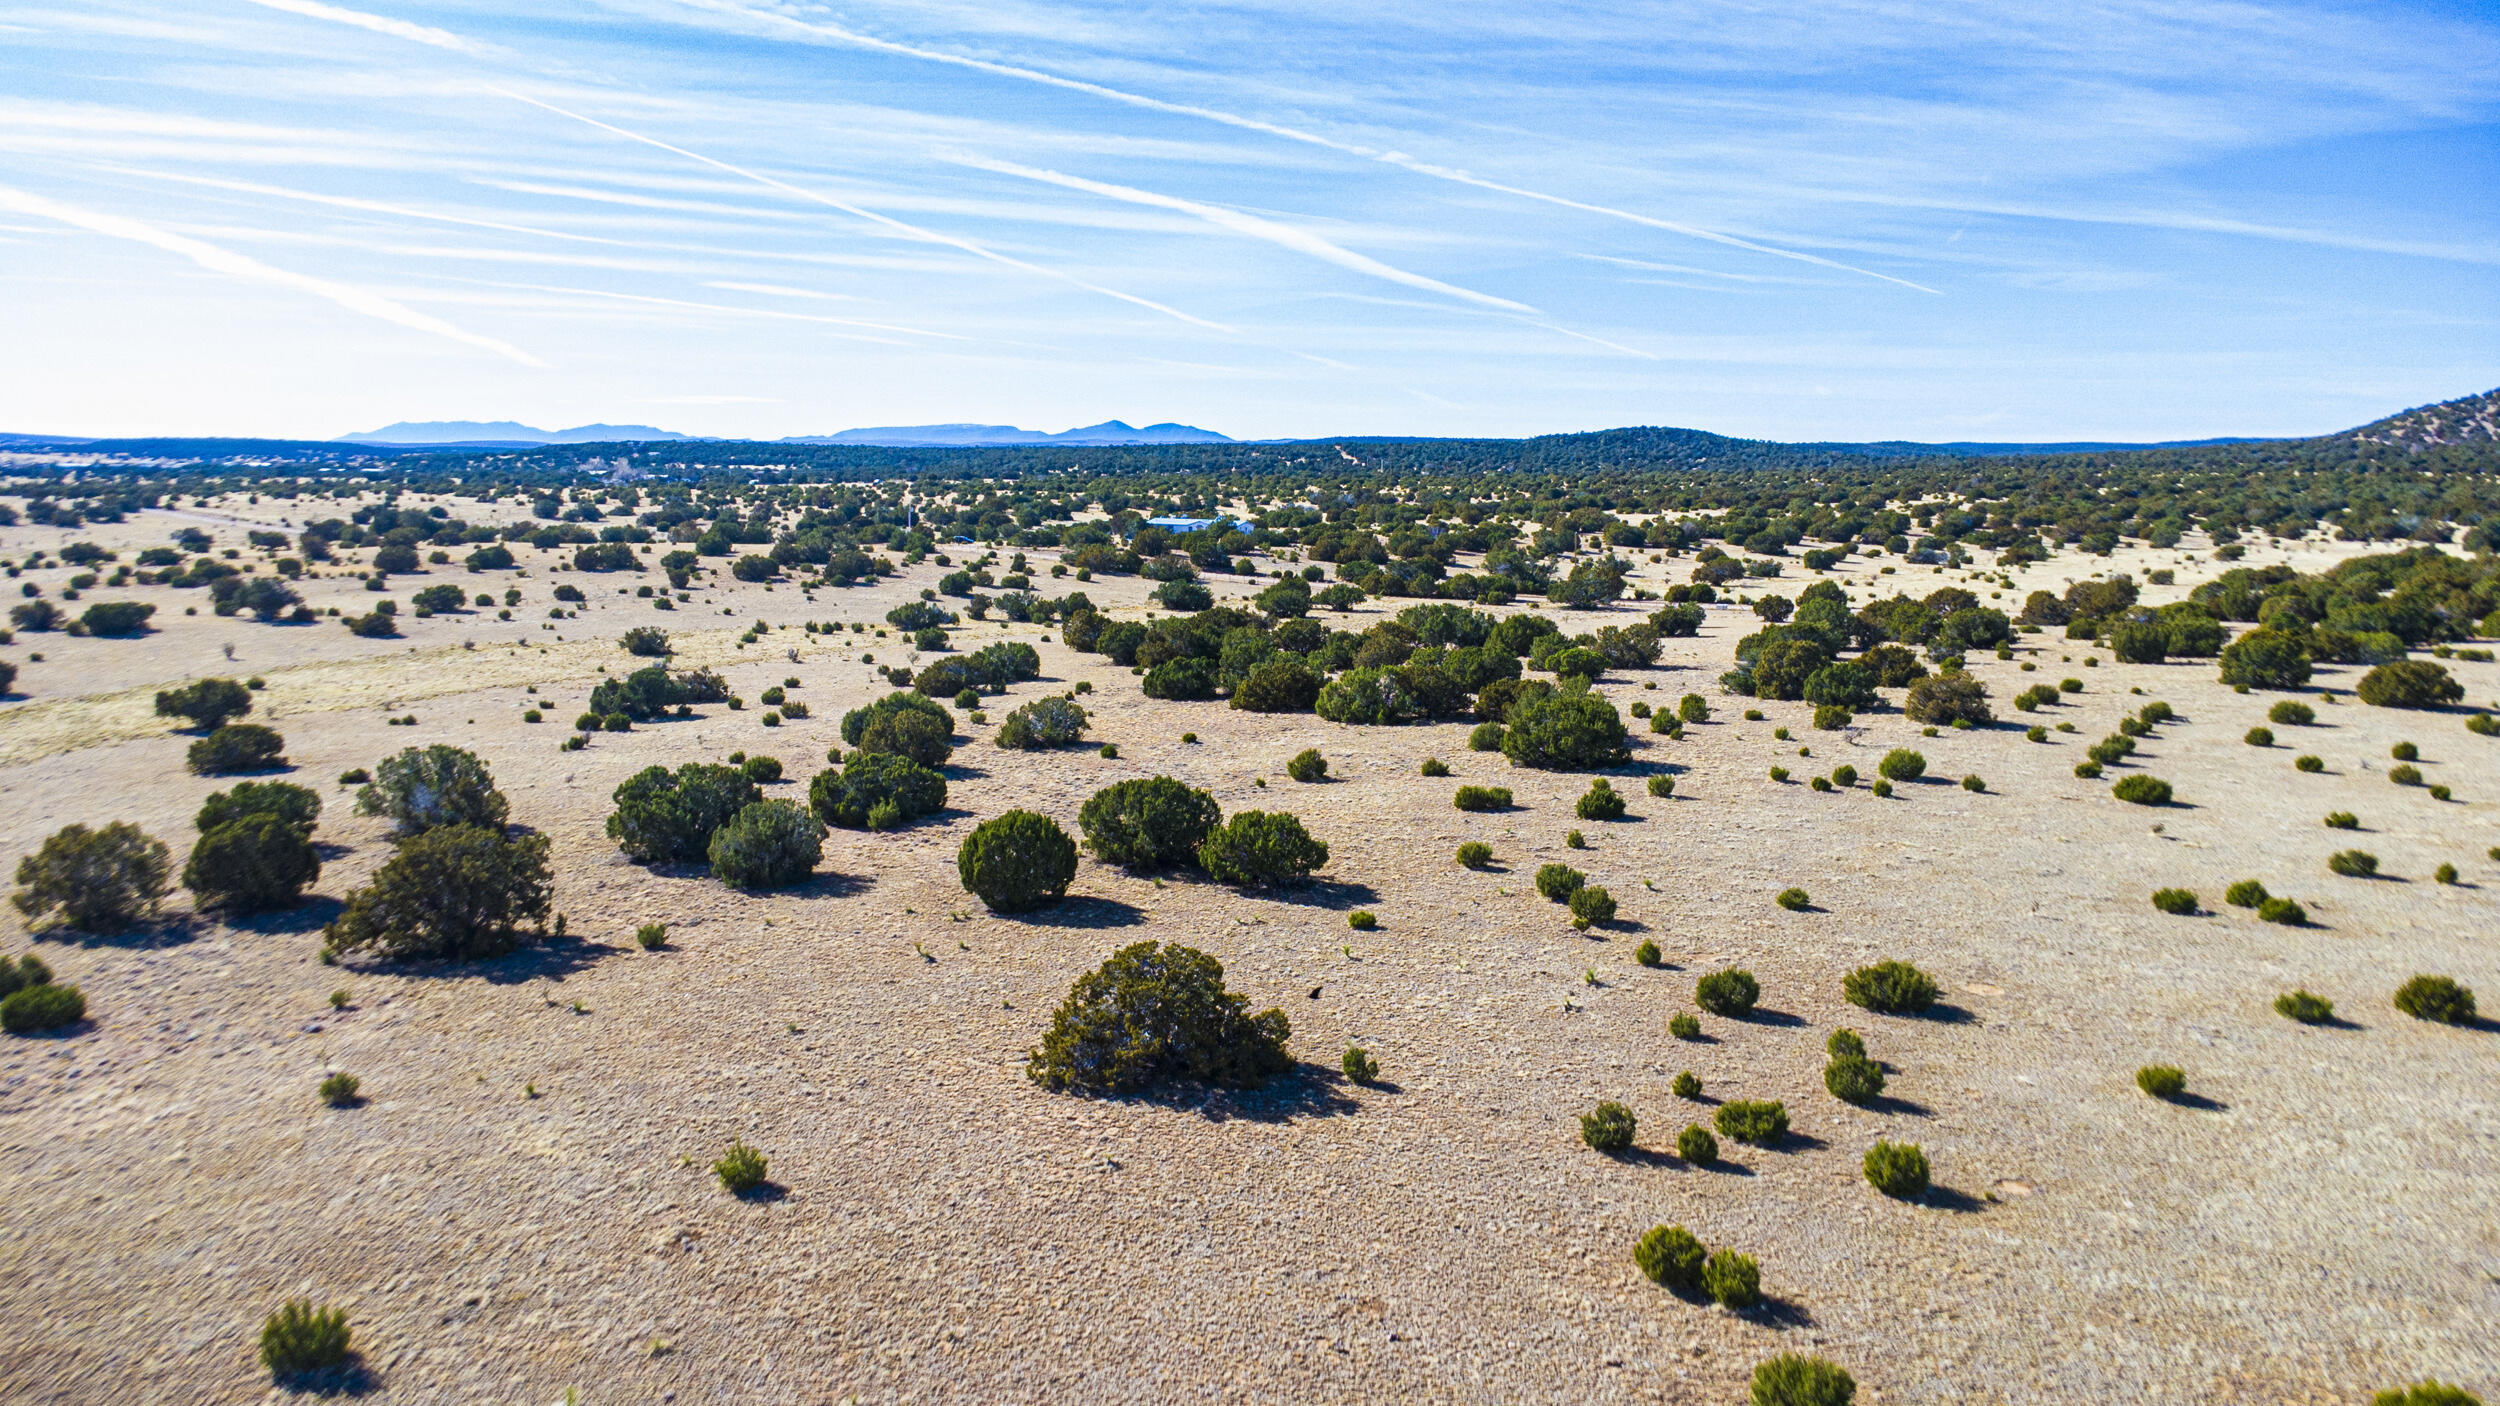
[0,0,2494,442]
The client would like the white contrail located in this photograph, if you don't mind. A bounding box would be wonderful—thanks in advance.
[467,277,965,341]
[664,0,1937,293]
[486,86,1236,333]
[99,165,633,246]
[942,152,1540,315]
[239,0,490,55]
[0,181,545,365]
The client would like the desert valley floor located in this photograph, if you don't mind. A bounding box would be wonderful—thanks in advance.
[0,498,2493,1404]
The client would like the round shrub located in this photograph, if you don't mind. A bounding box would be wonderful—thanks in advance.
[2244,726,2274,747]
[1,981,85,1035]
[1824,1054,1885,1104]
[2392,974,2476,1025]
[1636,938,1662,967]
[2136,1064,2186,1099]
[740,754,783,784]
[319,1071,360,1107]
[1575,780,1627,821]
[1456,841,1493,868]
[2269,700,2315,726]
[1647,775,1674,798]
[1633,1224,1706,1290]
[2294,754,2324,773]
[2218,627,2312,690]
[1027,940,1291,1092]
[196,780,321,836]
[1715,1099,1789,1145]
[997,695,1089,751]
[1843,960,1938,1014]
[810,751,946,831]
[1751,1352,1857,1406]
[1877,748,1926,782]
[1863,1139,1930,1199]
[1286,748,1328,782]
[2391,741,2419,762]
[1677,1123,1717,1163]
[2274,989,2333,1024]
[1347,910,1377,931]
[11,821,172,933]
[1230,657,1323,713]
[324,825,552,962]
[2258,896,2308,925]
[1524,862,1580,903]
[842,692,954,767]
[356,744,508,836]
[184,814,320,914]
[1500,689,1631,771]
[1775,887,1809,912]
[2111,775,2173,806]
[1903,672,1992,726]
[1703,1249,1761,1308]
[1569,885,1616,929]
[1580,1100,1636,1152]
[1420,757,1451,778]
[1196,811,1328,887]
[2225,878,2269,907]
[1467,721,1504,751]
[2073,760,2104,779]
[959,810,1080,911]
[1078,777,1221,870]
[2327,849,2379,878]
[2436,861,2459,884]
[258,1299,352,1379]
[609,763,761,863]
[2370,1384,2482,1406]
[2355,659,2462,709]
[1696,968,1760,1017]
[1672,1069,1700,1098]
[155,677,254,730]
[1961,774,1985,793]
[1668,1012,1702,1040]
[707,800,824,889]
[2389,763,2424,787]
[188,723,286,775]
[1342,1045,1379,1083]
[2150,887,2198,915]
[1453,785,1513,812]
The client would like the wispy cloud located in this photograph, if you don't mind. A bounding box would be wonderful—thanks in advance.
[237,0,491,56]
[0,180,544,365]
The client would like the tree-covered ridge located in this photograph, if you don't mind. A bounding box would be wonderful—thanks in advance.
[2347,387,2500,451]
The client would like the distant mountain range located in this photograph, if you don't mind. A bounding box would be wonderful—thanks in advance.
[333,419,1233,448]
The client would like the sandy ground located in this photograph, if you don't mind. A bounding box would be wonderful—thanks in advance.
[0,498,2493,1404]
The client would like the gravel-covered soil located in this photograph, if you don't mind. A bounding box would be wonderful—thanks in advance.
[0,498,2493,1404]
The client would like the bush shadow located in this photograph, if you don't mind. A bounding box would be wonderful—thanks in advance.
[1765,1130,1827,1153]
[2159,1091,2231,1112]
[1260,879,1381,912]
[35,914,200,950]
[1606,1147,1682,1170]
[1738,1295,1817,1329]
[1859,1093,1933,1117]
[1017,896,1149,929]
[274,1360,379,1397]
[732,1180,790,1203]
[226,896,345,936]
[1170,1062,1364,1123]
[390,932,614,985]
[788,872,875,900]
[1732,1006,1807,1028]
[1904,1002,1978,1025]
[1919,1184,1988,1213]
[312,842,357,861]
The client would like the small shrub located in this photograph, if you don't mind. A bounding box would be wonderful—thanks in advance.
[1576,780,1627,820]
[635,922,667,950]
[188,723,286,775]
[714,1141,768,1194]
[1668,1012,1701,1039]
[1456,841,1493,868]
[2391,741,2419,762]
[1669,1126,1716,1167]
[1285,748,1328,782]
[1419,756,1451,777]
[325,826,553,962]
[1028,941,1291,1092]
[2274,989,2333,1024]
[1569,885,1616,929]
[2243,726,2274,747]
[1812,703,1852,730]
[1647,774,1674,797]
[1872,778,1893,797]
[1767,766,1790,783]
[1672,1069,1701,1098]
[1468,721,1505,751]
[2327,849,2379,878]
[2389,763,2424,787]
[1703,1249,1761,1308]
[12,822,171,932]
[1341,1045,1379,1083]
[2150,887,2198,915]
[2355,659,2461,709]
[2392,974,2476,1025]
[2223,879,2269,908]
[2324,811,2359,830]
[1843,960,1938,1014]
[2135,1064,2186,1099]
[2435,861,2458,884]
[318,1071,360,1107]
[1633,1224,1706,1290]
[2027,725,2048,743]
[1079,777,1220,869]
[1775,887,1809,912]
[959,810,1080,910]
[996,696,1088,750]
[2469,714,2500,737]
[155,677,254,730]
[1534,862,1586,901]
[1580,1100,1637,1152]
[1824,1054,1885,1104]
[741,755,784,784]
[2430,784,2453,801]
[1830,764,1857,788]
[708,799,824,889]
[2370,1383,2483,1406]
[1197,811,1328,887]
[1,981,84,1034]
[2294,754,2325,773]
[1863,1140,1930,1199]
[1750,1353,1857,1406]
[2111,775,2173,806]
[1696,968,1760,1017]
[1347,910,1378,931]
[1453,784,1512,811]
[1635,938,1661,967]
[184,814,320,914]
[610,763,761,862]
[1877,748,1926,782]
[2073,760,2104,779]
[2257,896,2307,925]
[258,1300,353,1378]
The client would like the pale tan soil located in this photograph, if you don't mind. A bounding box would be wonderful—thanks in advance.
[0,499,2494,1404]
